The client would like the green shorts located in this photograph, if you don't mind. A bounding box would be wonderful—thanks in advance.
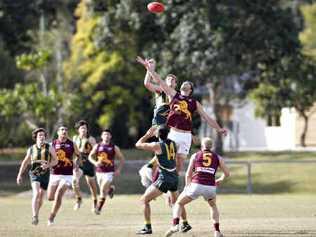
[79,157,95,177]
[153,172,178,193]
[152,104,169,126]
[29,170,50,190]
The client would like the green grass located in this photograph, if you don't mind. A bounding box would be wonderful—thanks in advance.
[2,148,316,161]
[224,163,316,194]
[0,194,315,237]
[2,150,316,195]
[226,151,316,160]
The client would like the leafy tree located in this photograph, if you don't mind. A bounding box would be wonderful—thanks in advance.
[64,0,152,146]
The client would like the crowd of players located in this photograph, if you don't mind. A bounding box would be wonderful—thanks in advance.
[16,57,230,237]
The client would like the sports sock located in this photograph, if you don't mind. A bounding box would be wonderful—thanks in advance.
[214,223,220,232]
[145,221,152,230]
[97,197,106,211]
[173,218,180,225]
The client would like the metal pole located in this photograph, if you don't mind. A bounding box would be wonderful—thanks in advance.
[247,162,253,194]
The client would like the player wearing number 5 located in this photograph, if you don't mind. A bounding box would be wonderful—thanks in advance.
[135,126,186,235]
[165,137,230,237]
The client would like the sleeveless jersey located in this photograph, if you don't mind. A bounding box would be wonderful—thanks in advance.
[29,143,51,174]
[191,150,220,186]
[156,139,177,176]
[167,92,197,131]
[95,143,116,173]
[52,139,75,175]
[155,91,169,108]
[73,135,93,157]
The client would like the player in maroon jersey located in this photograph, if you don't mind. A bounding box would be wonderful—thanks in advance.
[88,129,125,215]
[47,125,80,226]
[165,137,230,237]
[136,56,227,173]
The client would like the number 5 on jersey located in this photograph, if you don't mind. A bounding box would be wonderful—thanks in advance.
[202,153,212,166]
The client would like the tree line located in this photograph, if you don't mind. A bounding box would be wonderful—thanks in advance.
[1,0,316,149]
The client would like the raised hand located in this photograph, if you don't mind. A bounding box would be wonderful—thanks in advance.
[218,128,228,136]
[136,56,149,68]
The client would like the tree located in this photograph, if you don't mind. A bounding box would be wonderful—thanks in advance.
[64,0,152,147]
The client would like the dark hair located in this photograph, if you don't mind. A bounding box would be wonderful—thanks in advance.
[75,120,89,130]
[32,128,47,141]
[101,128,112,135]
[157,125,169,141]
[183,81,194,96]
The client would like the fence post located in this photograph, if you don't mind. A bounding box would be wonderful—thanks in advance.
[247,162,253,194]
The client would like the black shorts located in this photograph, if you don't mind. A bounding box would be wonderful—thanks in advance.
[153,173,178,193]
[152,105,169,126]
[29,171,50,190]
[79,158,95,177]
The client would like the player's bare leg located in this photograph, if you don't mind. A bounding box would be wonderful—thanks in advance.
[170,191,191,232]
[47,183,58,201]
[175,154,186,174]
[165,193,192,237]
[48,184,67,225]
[208,197,223,237]
[31,182,42,225]
[137,185,162,235]
[95,180,111,215]
[73,170,83,210]
[85,176,98,210]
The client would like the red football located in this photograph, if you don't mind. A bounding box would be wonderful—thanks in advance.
[147,2,165,13]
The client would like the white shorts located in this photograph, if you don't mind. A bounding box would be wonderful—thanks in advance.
[138,164,153,188]
[73,169,83,183]
[167,129,192,155]
[96,172,114,186]
[49,174,73,188]
[184,183,216,201]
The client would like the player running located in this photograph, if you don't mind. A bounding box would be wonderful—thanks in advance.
[88,129,125,215]
[17,128,58,225]
[72,120,98,211]
[47,125,80,225]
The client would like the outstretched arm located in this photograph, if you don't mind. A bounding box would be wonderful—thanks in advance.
[135,127,161,154]
[143,59,162,93]
[185,153,196,186]
[137,56,177,97]
[196,101,227,136]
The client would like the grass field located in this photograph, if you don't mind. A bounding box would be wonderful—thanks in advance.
[0,194,315,237]
[1,150,316,195]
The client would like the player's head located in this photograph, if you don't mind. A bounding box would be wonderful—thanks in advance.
[32,128,47,143]
[101,129,112,144]
[75,120,89,137]
[201,137,213,150]
[180,81,194,96]
[165,74,177,89]
[57,125,68,139]
[157,125,169,141]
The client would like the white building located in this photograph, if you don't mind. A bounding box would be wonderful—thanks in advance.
[199,101,316,151]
